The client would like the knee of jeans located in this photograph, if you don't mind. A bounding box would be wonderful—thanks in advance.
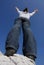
[11,25,20,32]
[26,28,33,35]
[14,18,22,25]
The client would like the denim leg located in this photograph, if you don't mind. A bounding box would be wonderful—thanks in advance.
[5,18,22,52]
[22,21,37,58]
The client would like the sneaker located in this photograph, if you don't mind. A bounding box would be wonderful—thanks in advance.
[5,48,15,56]
[28,56,35,61]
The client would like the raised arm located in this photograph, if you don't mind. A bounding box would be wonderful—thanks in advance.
[30,9,38,16]
[15,7,21,13]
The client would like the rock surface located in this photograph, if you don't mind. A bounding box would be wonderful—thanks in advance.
[0,51,35,65]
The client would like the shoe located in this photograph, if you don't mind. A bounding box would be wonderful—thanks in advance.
[5,48,15,56]
[28,56,35,61]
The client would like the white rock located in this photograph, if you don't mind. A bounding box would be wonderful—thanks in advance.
[0,51,36,65]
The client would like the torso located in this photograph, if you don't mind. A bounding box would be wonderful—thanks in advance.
[19,12,31,19]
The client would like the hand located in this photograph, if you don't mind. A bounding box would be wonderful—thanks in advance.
[15,6,18,9]
[15,7,18,10]
[34,9,38,13]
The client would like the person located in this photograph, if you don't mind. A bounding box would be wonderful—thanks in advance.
[5,7,38,62]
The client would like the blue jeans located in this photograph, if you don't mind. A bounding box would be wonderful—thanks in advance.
[5,18,37,58]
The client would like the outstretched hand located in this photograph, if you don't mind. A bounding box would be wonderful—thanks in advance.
[34,9,38,13]
[15,6,18,10]
[15,6,19,11]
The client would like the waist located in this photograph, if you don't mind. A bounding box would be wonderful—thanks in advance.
[18,17,31,26]
[15,17,31,26]
[18,17,29,22]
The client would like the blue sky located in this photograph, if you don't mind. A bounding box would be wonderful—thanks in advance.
[0,0,44,65]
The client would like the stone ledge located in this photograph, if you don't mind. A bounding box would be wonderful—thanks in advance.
[0,51,35,65]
